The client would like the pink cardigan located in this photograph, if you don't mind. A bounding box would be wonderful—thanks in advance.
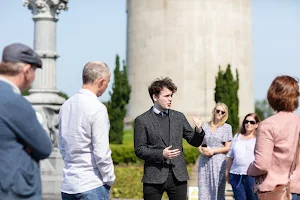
[247,111,300,193]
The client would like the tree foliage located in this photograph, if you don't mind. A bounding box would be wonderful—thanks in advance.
[255,99,274,120]
[107,55,131,144]
[215,64,239,133]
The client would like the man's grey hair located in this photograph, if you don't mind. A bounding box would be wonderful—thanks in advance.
[0,62,26,76]
[82,61,110,84]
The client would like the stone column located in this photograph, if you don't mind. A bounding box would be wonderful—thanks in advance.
[23,0,67,104]
[23,0,68,198]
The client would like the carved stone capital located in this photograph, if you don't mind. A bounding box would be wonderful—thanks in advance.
[23,0,68,20]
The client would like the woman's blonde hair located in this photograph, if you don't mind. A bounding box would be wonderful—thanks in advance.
[209,102,229,127]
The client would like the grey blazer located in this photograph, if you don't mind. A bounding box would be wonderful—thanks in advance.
[134,109,205,184]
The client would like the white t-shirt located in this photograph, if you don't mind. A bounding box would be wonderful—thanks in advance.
[227,134,256,175]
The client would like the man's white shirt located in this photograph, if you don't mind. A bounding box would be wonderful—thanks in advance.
[58,89,115,194]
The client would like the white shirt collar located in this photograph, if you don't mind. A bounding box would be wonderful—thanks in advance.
[0,77,21,94]
[152,106,169,115]
[78,88,97,96]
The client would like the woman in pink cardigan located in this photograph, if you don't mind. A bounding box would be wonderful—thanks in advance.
[247,75,300,199]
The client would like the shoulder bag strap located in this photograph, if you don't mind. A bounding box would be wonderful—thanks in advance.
[288,131,300,183]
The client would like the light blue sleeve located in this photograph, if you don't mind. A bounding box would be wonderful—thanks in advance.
[8,96,52,160]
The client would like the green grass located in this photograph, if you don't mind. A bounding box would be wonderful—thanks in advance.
[122,129,133,145]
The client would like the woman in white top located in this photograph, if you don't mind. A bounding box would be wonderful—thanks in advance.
[225,113,261,200]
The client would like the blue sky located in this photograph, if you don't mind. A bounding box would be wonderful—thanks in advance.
[1,0,300,105]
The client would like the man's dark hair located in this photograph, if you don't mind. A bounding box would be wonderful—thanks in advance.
[148,77,177,103]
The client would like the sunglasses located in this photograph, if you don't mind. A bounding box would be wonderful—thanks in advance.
[215,109,225,115]
[244,120,256,125]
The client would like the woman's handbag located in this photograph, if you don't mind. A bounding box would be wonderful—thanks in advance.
[257,133,300,200]
[257,184,291,200]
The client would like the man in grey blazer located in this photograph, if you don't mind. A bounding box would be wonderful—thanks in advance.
[134,77,205,200]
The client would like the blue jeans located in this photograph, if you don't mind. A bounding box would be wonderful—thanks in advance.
[292,193,300,200]
[61,185,110,200]
[229,173,258,200]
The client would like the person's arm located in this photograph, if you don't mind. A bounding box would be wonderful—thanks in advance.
[225,136,235,182]
[212,141,231,154]
[198,146,212,157]
[91,107,115,186]
[182,114,205,147]
[198,146,204,154]
[247,122,274,176]
[225,157,233,182]
[58,110,65,160]
[8,98,52,160]
[134,117,166,162]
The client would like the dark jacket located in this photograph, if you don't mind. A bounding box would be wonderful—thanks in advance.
[0,81,52,199]
[134,109,205,184]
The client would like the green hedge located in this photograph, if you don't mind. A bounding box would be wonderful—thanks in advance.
[110,144,142,165]
[112,166,144,198]
[182,146,200,164]
[110,144,200,165]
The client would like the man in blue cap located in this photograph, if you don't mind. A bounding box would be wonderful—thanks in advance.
[0,43,52,199]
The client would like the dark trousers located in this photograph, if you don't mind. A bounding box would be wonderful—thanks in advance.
[143,171,187,200]
[229,173,258,200]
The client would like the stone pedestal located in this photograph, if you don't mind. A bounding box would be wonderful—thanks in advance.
[23,0,69,197]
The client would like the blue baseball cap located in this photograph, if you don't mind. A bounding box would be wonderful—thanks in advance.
[2,43,42,68]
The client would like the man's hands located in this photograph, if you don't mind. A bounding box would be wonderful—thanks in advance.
[163,145,180,159]
[192,117,203,132]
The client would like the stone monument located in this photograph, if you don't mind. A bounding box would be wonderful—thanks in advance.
[23,0,68,198]
[126,0,254,123]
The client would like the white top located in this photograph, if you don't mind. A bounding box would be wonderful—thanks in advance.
[227,134,256,175]
[58,89,115,194]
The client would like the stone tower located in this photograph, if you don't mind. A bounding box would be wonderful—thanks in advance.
[126,0,254,123]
